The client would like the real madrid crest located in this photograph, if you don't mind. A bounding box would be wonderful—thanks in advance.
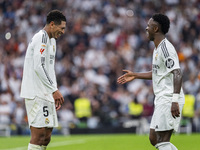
[45,118,50,124]
[53,45,55,52]
[155,53,158,60]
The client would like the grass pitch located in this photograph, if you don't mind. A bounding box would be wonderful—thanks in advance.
[0,133,199,150]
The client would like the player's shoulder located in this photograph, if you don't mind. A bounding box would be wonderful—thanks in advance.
[164,38,174,47]
[160,39,176,56]
[162,39,175,50]
[33,30,48,44]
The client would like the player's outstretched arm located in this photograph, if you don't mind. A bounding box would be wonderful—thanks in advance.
[117,70,152,84]
[53,90,64,110]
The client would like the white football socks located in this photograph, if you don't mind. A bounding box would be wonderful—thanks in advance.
[41,145,47,150]
[155,142,172,150]
[28,143,41,150]
[170,143,178,150]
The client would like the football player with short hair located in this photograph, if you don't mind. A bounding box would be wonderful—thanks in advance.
[20,10,66,150]
[117,13,185,150]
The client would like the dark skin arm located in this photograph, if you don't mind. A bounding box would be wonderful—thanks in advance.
[171,69,182,118]
[117,69,182,119]
[117,70,152,84]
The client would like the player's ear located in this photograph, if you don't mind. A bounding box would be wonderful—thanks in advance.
[154,25,159,32]
[49,21,55,28]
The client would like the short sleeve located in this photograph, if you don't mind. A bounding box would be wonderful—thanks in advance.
[160,42,180,73]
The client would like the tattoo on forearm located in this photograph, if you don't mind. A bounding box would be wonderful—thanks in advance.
[172,69,182,93]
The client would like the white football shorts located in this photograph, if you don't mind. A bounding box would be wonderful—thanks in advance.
[150,103,184,132]
[25,96,58,128]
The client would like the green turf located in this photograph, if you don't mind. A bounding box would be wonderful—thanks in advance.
[0,133,199,150]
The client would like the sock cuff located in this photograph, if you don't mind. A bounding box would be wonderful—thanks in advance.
[170,143,178,150]
[28,143,41,149]
[155,142,171,149]
[41,145,47,150]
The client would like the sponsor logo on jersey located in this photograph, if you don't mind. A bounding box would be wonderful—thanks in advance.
[50,55,55,59]
[165,58,174,69]
[40,48,45,54]
[152,64,160,69]
[152,64,160,74]
[50,55,54,64]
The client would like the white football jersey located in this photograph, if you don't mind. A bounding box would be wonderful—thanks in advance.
[20,30,57,102]
[152,38,185,106]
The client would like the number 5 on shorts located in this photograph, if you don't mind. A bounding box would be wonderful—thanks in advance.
[43,106,49,117]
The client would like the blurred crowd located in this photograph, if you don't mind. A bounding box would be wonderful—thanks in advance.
[0,0,200,135]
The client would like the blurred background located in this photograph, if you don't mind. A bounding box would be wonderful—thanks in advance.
[0,0,200,136]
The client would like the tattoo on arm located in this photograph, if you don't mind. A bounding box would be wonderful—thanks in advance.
[172,69,182,93]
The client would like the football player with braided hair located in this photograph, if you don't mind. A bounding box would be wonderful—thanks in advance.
[117,13,185,150]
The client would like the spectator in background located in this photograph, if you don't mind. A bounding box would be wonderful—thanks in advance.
[128,97,143,119]
[58,101,75,135]
[0,98,11,136]
[195,91,200,132]
[0,98,11,125]
[12,101,25,135]
[183,73,200,96]
[74,91,92,128]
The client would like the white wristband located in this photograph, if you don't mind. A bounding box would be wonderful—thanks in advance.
[172,93,179,103]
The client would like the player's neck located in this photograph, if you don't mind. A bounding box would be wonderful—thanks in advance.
[43,25,52,38]
[154,34,165,48]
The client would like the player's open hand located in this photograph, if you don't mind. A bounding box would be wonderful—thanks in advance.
[171,102,180,119]
[117,70,136,84]
[53,90,64,110]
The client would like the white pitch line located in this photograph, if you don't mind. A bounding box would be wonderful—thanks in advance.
[48,139,86,147]
[1,139,86,150]
[1,147,27,150]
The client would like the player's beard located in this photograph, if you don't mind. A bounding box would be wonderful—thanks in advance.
[148,33,154,41]
[146,30,154,41]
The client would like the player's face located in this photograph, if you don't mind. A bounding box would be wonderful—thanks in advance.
[145,18,156,41]
[51,21,66,39]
